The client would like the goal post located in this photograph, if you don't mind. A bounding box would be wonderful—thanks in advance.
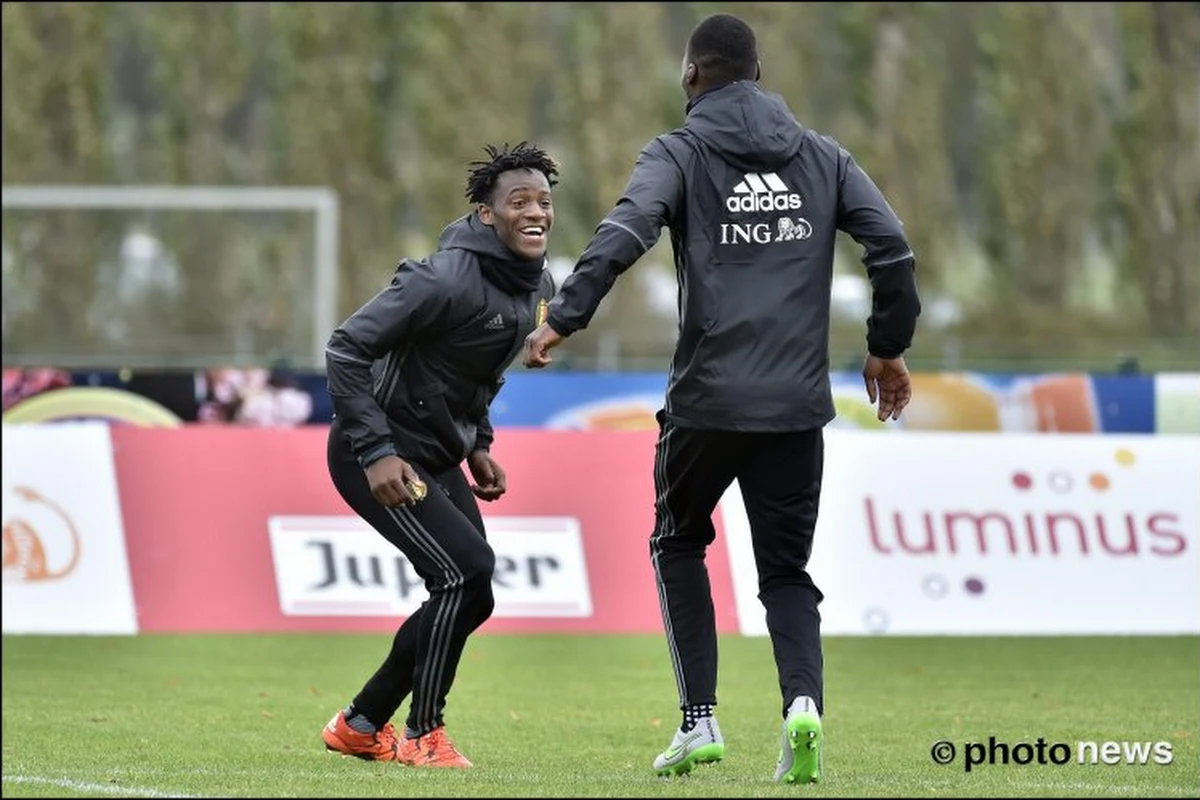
[1,184,340,369]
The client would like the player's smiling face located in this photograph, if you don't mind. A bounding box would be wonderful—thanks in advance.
[478,168,553,261]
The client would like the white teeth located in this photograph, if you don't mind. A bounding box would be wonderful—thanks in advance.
[521,227,544,236]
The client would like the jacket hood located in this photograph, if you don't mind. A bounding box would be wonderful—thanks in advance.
[437,212,525,262]
[685,81,806,172]
[436,211,546,294]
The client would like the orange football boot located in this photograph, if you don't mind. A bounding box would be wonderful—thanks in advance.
[321,710,402,762]
[396,726,473,768]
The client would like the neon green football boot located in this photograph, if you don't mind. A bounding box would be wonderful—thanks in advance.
[774,696,822,784]
[653,717,725,776]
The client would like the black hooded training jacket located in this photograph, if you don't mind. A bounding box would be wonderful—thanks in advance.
[326,213,556,473]
[547,81,922,432]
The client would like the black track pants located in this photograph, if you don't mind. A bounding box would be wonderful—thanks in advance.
[327,421,495,735]
[650,417,826,717]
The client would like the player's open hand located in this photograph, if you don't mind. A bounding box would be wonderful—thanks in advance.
[522,322,564,369]
[862,354,912,422]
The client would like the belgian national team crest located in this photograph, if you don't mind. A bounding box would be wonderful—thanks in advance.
[536,298,549,327]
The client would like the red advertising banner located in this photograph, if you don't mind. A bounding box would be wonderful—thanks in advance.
[111,426,741,634]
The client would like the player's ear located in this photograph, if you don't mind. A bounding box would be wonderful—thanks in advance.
[477,203,494,225]
[682,60,697,91]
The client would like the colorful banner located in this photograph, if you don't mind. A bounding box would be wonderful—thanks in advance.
[722,431,1200,636]
[489,371,1163,434]
[6,366,1195,434]
[1,422,139,634]
[2,366,314,427]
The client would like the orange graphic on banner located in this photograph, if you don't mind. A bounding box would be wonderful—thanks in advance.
[2,487,82,582]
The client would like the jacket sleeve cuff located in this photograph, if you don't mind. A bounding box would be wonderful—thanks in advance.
[867,340,906,359]
[357,441,398,469]
[546,312,575,337]
[472,430,493,453]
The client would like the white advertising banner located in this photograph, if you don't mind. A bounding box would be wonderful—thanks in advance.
[268,515,593,618]
[1,423,139,634]
[722,431,1200,635]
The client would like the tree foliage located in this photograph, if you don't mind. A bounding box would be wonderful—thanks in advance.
[2,1,1197,369]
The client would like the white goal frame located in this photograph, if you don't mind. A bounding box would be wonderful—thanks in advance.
[1,184,340,368]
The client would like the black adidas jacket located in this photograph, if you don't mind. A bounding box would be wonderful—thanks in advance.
[547,81,922,432]
[326,213,556,473]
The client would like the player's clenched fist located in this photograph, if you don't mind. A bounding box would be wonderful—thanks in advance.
[365,455,426,508]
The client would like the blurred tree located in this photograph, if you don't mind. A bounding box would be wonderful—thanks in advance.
[1,2,115,361]
[542,2,684,362]
[1,1,1197,370]
[1106,1,1200,339]
[973,3,1107,334]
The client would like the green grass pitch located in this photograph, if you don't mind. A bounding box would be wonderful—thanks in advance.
[2,634,1197,797]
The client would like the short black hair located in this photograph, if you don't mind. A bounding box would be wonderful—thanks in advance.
[464,141,559,205]
[686,13,758,84]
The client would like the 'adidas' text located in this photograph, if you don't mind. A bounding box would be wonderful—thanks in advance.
[726,172,803,214]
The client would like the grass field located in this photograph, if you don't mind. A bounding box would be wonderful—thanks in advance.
[2,634,1197,798]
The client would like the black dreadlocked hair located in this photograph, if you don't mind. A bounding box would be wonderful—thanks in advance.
[464,141,559,205]
[686,13,759,85]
